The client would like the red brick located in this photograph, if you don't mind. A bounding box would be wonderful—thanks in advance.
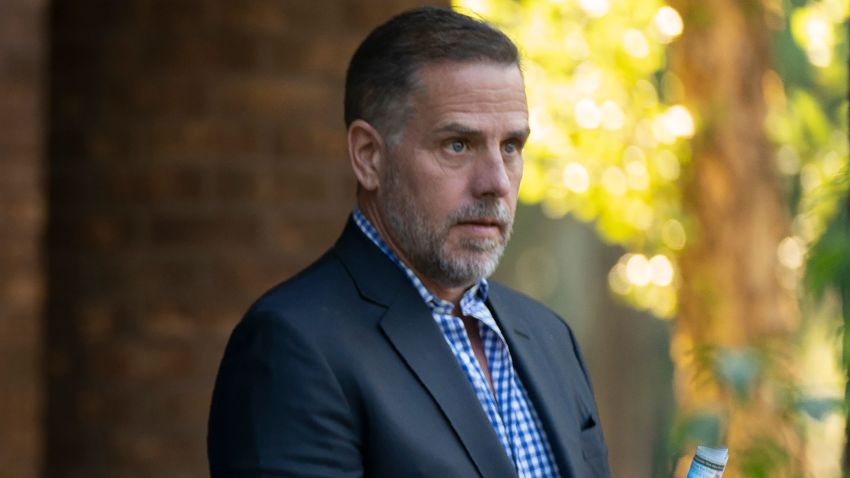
[148,118,263,159]
[42,2,449,477]
[341,0,434,31]
[258,30,360,79]
[208,30,266,72]
[149,210,263,247]
[275,117,347,159]
[124,73,211,118]
[0,0,45,474]
[49,214,140,251]
[87,342,196,382]
[213,0,345,36]
[210,76,338,120]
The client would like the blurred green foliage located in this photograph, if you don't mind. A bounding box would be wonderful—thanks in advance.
[455,0,848,319]
[456,0,690,317]
[455,0,848,475]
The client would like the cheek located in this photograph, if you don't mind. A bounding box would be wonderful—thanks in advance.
[511,160,524,184]
[507,165,523,201]
[426,196,463,223]
[405,185,455,226]
[512,175,522,195]
[419,178,468,209]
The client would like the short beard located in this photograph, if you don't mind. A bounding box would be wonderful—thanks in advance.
[378,163,514,289]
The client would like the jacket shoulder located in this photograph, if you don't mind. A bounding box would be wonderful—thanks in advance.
[247,251,362,318]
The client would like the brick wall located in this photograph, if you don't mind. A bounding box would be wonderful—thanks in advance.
[46,1,444,476]
[0,1,46,477]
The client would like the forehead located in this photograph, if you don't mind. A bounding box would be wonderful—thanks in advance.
[409,62,528,130]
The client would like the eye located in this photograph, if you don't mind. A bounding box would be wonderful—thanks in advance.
[446,139,467,154]
[502,140,522,155]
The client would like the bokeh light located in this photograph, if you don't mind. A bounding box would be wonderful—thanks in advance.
[455,0,849,475]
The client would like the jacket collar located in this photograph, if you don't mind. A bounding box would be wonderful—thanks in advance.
[331,216,406,307]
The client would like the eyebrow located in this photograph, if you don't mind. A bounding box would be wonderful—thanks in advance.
[433,122,481,138]
[433,122,531,140]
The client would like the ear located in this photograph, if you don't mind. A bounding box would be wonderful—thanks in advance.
[347,119,386,192]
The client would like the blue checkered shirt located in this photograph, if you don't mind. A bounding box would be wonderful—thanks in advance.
[353,209,560,478]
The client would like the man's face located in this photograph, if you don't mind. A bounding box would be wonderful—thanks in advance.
[377,62,528,289]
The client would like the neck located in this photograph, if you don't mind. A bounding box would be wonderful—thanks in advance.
[357,196,469,307]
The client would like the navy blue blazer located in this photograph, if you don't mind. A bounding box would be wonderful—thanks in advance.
[208,217,611,477]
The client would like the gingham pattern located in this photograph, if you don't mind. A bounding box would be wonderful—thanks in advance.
[353,209,560,478]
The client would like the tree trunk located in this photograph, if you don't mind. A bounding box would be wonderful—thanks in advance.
[667,1,803,476]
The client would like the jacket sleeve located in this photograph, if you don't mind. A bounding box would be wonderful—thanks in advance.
[208,308,363,478]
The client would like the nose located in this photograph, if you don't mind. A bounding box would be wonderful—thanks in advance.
[471,144,513,199]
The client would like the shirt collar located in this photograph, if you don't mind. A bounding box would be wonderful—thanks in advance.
[352,208,489,313]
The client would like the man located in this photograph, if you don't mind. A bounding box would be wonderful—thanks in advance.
[208,7,611,478]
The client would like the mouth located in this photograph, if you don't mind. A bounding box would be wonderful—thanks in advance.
[454,218,504,236]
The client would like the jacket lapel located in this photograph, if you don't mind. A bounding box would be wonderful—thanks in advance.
[487,287,583,478]
[332,218,517,478]
[380,293,518,478]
